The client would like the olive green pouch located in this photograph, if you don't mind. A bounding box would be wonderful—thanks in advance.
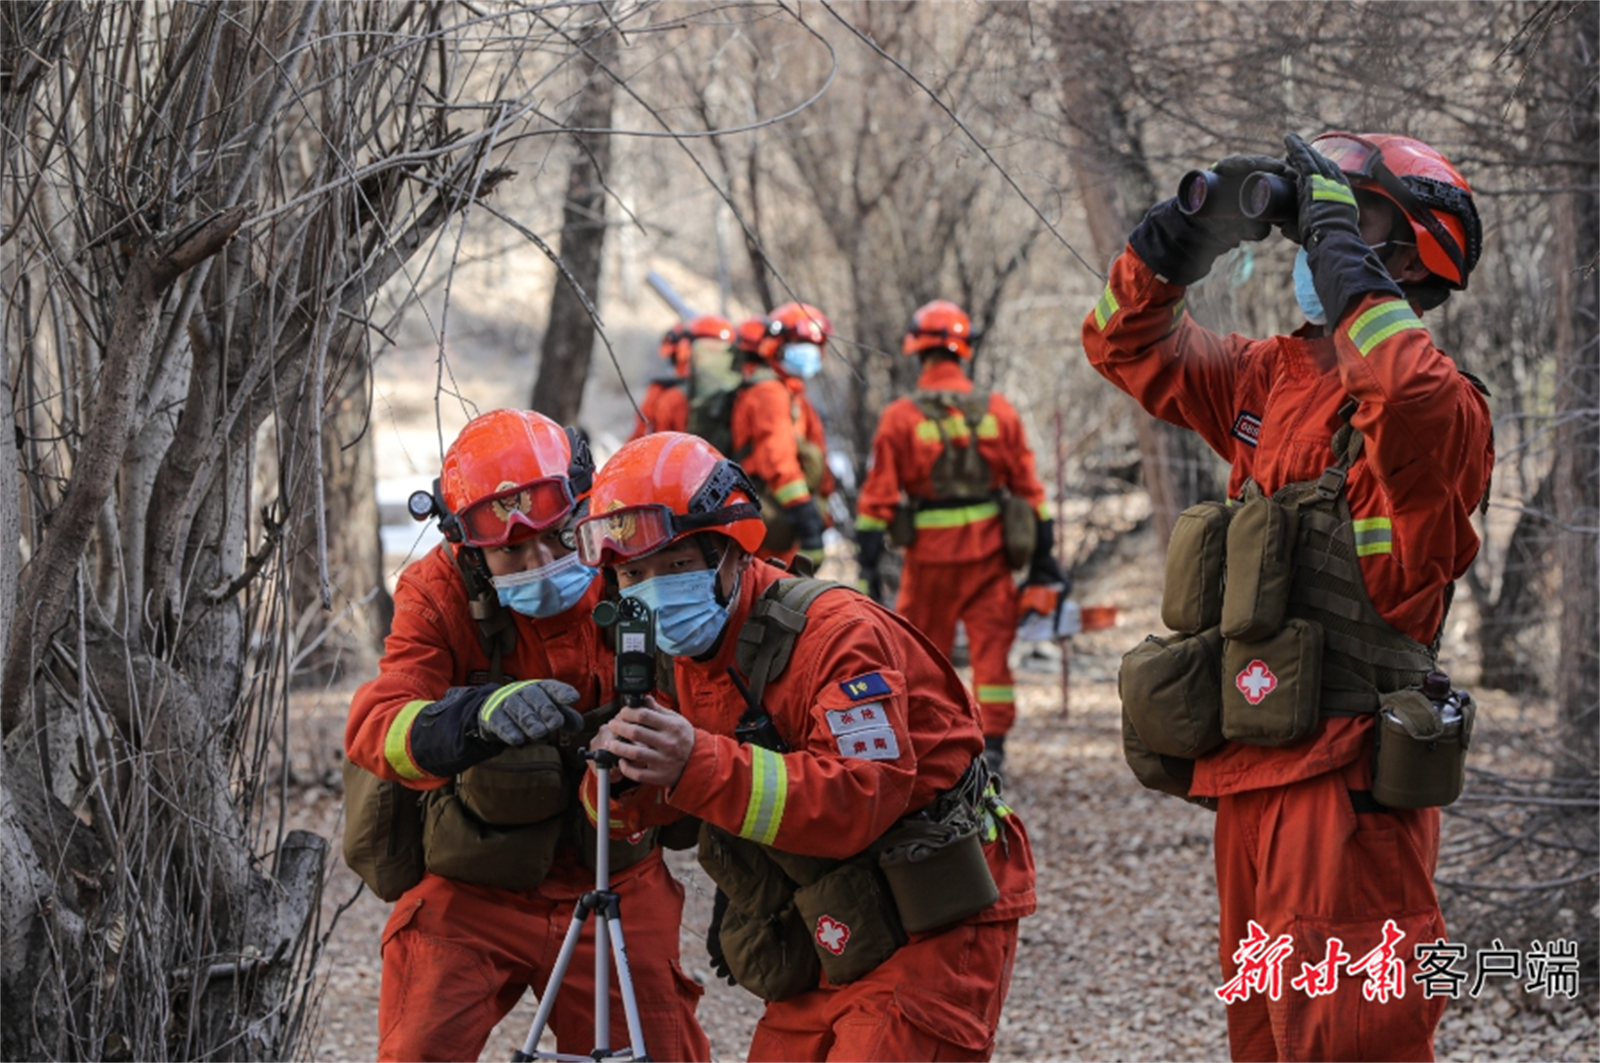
[1371,688,1474,809]
[1118,627,1226,759]
[1000,493,1038,570]
[422,790,563,890]
[716,902,820,1002]
[1120,707,1217,811]
[456,743,567,826]
[1162,502,1233,634]
[697,822,795,919]
[1220,619,1324,746]
[877,820,998,933]
[792,859,907,984]
[889,501,917,548]
[341,759,427,902]
[1220,497,1300,642]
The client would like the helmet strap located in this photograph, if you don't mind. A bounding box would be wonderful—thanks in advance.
[1366,163,1466,284]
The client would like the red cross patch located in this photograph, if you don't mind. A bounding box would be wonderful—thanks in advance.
[1236,660,1278,705]
[815,915,851,956]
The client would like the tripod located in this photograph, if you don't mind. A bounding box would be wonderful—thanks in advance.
[512,749,650,1062]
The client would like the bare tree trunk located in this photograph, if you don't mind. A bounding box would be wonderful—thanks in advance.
[531,28,618,424]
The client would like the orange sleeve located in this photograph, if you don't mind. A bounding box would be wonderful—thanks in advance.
[855,405,908,529]
[656,383,689,434]
[732,379,810,504]
[989,393,1048,511]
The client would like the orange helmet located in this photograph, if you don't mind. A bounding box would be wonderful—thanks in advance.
[575,433,765,565]
[759,301,832,361]
[435,409,592,547]
[902,299,973,359]
[1311,131,1480,289]
[734,316,770,356]
[659,314,734,374]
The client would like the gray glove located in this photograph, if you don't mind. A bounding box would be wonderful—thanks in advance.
[474,679,584,745]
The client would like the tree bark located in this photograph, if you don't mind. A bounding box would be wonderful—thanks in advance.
[530,28,617,424]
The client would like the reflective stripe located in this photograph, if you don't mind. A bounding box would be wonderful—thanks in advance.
[739,747,788,846]
[982,781,1012,842]
[1162,297,1187,338]
[1347,299,1426,356]
[977,685,1015,703]
[1309,174,1357,206]
[913,501,999,529]
[856,514,888,532]
[579,777,628,830]
[773,479,810,505]
[1035,502,1051,519]
[384,700,432,781]
[913,412,998,443]
[1093,283,1121,330]
[1352,516,1394,557]
[479,679,537,725]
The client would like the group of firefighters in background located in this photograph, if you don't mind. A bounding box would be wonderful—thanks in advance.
[344,127,1489,1063]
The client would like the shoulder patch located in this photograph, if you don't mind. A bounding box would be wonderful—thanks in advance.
[825,701,889,736]
[835,726,901,761]
[839,672,892,701]
[1231,410,1262,448]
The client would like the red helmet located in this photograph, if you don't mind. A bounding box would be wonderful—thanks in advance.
[575,432,766,565]
[760,302,832,361]
[734,316,769,356]
[1311,131,1481,289]
[658,314,733,376]
[902,299,973,359]
[438,409,591,547]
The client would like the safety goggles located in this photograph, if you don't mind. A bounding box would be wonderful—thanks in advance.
[1312,132,1466,282]
[454,476,575,547]
[574,460,762,566]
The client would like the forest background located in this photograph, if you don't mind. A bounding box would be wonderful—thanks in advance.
[1,1,1595,1060]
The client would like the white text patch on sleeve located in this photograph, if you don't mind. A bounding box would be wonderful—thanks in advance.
[825,702,889,736]
[836,726,900,761]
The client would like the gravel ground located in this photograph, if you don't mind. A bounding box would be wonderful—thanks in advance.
[286,538,1597,1061]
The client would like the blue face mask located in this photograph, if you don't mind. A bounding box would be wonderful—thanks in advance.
[492,552,596,618]
[780,342,823,379]
[1293,247,1327,325]
[621,567,737,658]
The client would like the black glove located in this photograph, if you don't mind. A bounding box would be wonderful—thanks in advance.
[1284,133,1403,326]
[406,679,581,777]
[705,888,737,986]
[856,528,885,601]
[1128,154,1297,286]
[785,498,824,553]
[1024,518,1067,589]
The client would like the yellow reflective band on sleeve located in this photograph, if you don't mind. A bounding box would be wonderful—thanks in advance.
[384,700,432,781]
[773,479,811,505]
[738,746,789,846]
[913,501,1000,529]
[579,776,628,830]
[975,413,999,440]
[1347,299,1427,357]
[856,514,888,532]
[479,678,536,724]
[1352,517,1394,557]
[1310,174,1357,206]
[1036,502,1052,519]
[977,685,1015,704]
[1093,283,1121,330]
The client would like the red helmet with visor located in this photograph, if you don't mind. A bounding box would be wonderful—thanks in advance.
[436,409,592,548]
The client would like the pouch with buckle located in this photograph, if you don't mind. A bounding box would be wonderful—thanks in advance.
[422,789,563,890]
[341,759,427,901]
[1118,627,1226,759]
[792,857,907,984]
[1120,706,1217,811]
[1371,688,1474,809]
[715,902,820,1002]
[1220,619,1324,746]
[877,819,998,933]
[1220,496,1299,642]
[1162,502,1233,634]
[456,742,567,826]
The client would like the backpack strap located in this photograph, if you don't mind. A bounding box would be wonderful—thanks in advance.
[449,541,515,684]
[729,573,851,749]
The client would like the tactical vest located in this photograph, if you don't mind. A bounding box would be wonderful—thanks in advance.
[1119,407,1452,801]
[698,569,1007,1000]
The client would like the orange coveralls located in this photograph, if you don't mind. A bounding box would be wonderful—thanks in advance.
[628,378,689,440]
[1084,248,1492,1061]
[583,562,1036,1061]
[732,370,836,562]
[855,360,1050,737]
[346,545,708,1063]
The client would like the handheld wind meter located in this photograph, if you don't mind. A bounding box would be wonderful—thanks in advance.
[594,597,656,707]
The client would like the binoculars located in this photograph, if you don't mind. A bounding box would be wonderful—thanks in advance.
[1176,168,1297,225]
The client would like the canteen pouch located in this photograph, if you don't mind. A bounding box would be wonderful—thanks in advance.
[1120,707,1216,811]
[1220,619,1324,746]
[1221,497,1300,641]
[1117,627,1226,759]
[1000,493,1038,570]
[877,820,999,933]
[1371,688,1474,809]
[1162,502,1233,634]
[422,789,563,890]
[340,759,426,902]
[716,902,821,1002]
[889,501,918,548]
[455,742,567,826]
[792,858,908,985]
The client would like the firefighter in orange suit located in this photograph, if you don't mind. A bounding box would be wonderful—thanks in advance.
[345,409,708,1062]
[629,315,734,440]
[572,432,1035,1063]
[731,303,837,566]
[1084,133,1492,1061]
[854,300,1062,779]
